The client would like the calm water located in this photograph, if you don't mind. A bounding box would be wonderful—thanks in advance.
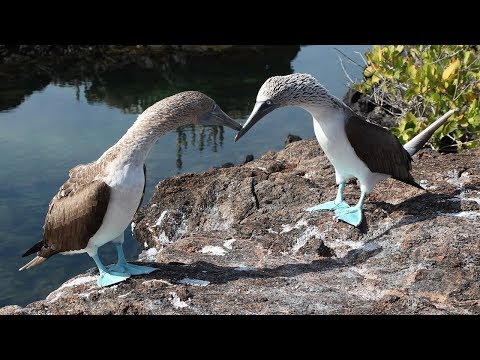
[0,45,371,307]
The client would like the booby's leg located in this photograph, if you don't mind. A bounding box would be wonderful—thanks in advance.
[108,233,157,276]
[306,182,349,212]
[334,190,366,227]
[92,254,130,287]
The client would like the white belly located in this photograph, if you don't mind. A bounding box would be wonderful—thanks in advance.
[312,114,387,192]
[83,163,145,256]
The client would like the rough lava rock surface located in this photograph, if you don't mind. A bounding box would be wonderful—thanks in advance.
[1,140,479,315]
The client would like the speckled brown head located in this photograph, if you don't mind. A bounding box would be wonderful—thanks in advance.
[256,74,329,106]
[235,74,343,141]
[140,91,242,132]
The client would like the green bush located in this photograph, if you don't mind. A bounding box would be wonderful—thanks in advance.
[353,45,480,151]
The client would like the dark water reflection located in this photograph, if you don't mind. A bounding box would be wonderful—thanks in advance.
[1,46,299,114]
[83,46,300,116]
[0,45,370,307]
[1,46,300,172]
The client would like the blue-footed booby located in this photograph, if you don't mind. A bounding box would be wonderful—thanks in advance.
[235,73,456,227]
[20,91,242,286]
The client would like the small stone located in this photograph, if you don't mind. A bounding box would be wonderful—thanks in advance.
[243,154,254,164]
[317,241,335,257]
[285,134,302,146]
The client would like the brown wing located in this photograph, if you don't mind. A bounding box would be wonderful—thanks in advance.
[136,164,147,213]
[344,112,421,188]
[38,179,111,257]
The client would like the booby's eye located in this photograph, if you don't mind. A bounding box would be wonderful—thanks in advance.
[266,100,272,105]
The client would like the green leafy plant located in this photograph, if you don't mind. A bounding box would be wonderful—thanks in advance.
[353,45,480,151]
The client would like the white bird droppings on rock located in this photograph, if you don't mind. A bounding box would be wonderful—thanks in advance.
[157,231,170,245]
[46,275,98,303]
[440,211,480,220]
[439,189,480,205]
[142,279,173,287]
[199,245,227,256]
[169,292,189,308]
[118,291,132,298]
[223,239,236,249]
[60,275,97,289]
[446,170,471,187]
[144,247,158,261]
[155,210,168,227]
[234,266,257,272]
[46,292,63,304]
[361,242,382,252]
[281,219,308,233]
[292,226,322,252]
[178,278,210,286]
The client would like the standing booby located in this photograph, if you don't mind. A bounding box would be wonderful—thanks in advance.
[20,91,242,286]
[235,73,456,227]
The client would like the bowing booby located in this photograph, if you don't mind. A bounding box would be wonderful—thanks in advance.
[235,73,456,227]
[20,91,242,286]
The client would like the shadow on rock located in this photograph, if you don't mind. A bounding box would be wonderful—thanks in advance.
[132,242,382,285]
[372,190,463,222]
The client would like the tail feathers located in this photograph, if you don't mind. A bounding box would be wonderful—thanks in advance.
[404,109,457,156]
[19,256,47,271]
[401,177,424,190]
[22,241,43,257]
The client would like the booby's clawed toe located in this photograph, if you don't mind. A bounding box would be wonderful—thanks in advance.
[97,271,130,287]
[108,263,157,276]
[334,207,363,227]
[306,200,349,212]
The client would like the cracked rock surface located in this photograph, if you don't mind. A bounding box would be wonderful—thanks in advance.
[2,140,479,315]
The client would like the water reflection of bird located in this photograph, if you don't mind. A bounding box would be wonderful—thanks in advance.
[235,73,456,227]
[20,91,242,286]
[175,124,225,171]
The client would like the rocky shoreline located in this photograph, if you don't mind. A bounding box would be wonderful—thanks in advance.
[0,45,265,65]
[2,138,478,315]
[1,46,478,314]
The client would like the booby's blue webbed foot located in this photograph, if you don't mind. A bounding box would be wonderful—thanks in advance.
[306,200,350,212]
[92,253,131,287]
[97,270,130,287]
[108,263,157,276]
[307,182,348,212]
[334,206,363,227]
[111,242,157,276]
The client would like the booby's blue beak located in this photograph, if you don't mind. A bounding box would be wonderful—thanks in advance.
[199,104,242,131]
[235,101,278,142]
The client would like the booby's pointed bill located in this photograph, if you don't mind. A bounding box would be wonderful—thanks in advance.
[235,101,279,142]
[200,104,242,131]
